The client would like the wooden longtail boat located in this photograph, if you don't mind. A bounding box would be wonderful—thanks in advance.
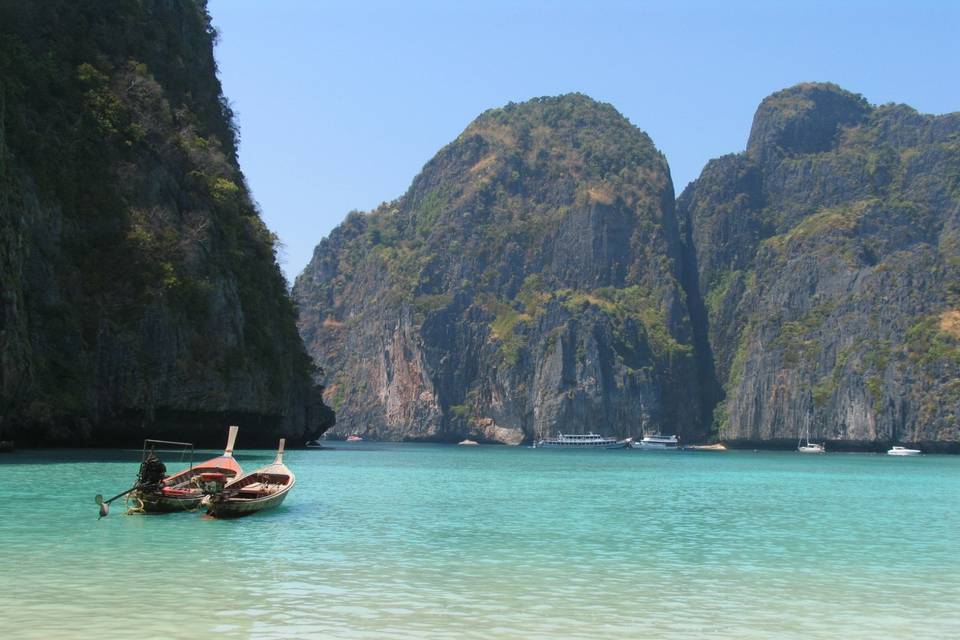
[203,438,295,518]
[129,426,243,514]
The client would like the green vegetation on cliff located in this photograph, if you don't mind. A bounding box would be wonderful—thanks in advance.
[295,94,705,443]
[680,82,960,448]
[0,1,331,444]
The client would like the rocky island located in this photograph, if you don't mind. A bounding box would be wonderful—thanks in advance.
[1,2,955,451]
[295,95,717,444]
[0,1,333,446]
[297,84,959,451]
[681,82,960,450]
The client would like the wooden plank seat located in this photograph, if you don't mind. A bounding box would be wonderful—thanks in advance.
[241,483,278,495]
[231,479,285,499]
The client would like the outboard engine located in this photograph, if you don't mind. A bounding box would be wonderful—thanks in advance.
[137,453,167,487]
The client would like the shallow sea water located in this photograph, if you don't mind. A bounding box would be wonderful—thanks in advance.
[1,443,958,639]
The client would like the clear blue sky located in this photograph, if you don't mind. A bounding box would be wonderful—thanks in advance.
[208,0,960,284]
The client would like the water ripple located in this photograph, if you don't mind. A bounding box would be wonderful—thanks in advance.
[0,446,958,638]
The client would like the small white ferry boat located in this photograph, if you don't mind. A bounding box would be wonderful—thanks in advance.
[534,433,619,448]
[631,434,679,450]
[887,446,921,456]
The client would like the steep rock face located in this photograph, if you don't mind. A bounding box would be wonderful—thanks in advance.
[296,95,711,443]
[0,1,333,445]
[679,83,960,450]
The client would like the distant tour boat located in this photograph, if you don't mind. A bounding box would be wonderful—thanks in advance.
[458,439,479,446]
[346,435,363,442]
[631,434,679,450]
[534,433,619,448]
[887,446,921,456]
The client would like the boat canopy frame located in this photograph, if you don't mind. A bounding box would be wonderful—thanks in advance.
[141,439,195,471]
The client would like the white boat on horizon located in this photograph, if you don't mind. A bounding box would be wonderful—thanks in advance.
[798,442,826,453]
[631,434,679,450]
[797,414,825,453]
[887,446,921,456]
[534,433,619,448]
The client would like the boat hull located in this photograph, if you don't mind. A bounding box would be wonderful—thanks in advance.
[130,489,204,513]
[205,487,292,518]
[630,441,680,451]
[631,434,679,450]
[798,445,825,454]
[535,433,619,448]
[686,444,727,451]
[536,442,618,449]
[204,443,295,518]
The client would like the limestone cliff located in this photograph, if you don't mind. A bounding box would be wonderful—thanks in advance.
[295,95,711,443]
[0,1,333,445]
[679,83,960,450]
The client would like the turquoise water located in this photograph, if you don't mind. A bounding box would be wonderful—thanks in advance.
[1,444,958,639]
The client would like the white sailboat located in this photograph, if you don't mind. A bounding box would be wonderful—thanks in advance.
[798,414,825,453]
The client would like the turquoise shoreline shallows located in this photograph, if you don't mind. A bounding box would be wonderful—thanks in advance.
[1,444,958,639]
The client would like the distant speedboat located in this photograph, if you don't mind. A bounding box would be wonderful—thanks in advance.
[631,434,679,450]
[534,433,618,448]
[887,446,921,456]
[458,439,479,446]
[687,443,727,451]
[346,435,363,442]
